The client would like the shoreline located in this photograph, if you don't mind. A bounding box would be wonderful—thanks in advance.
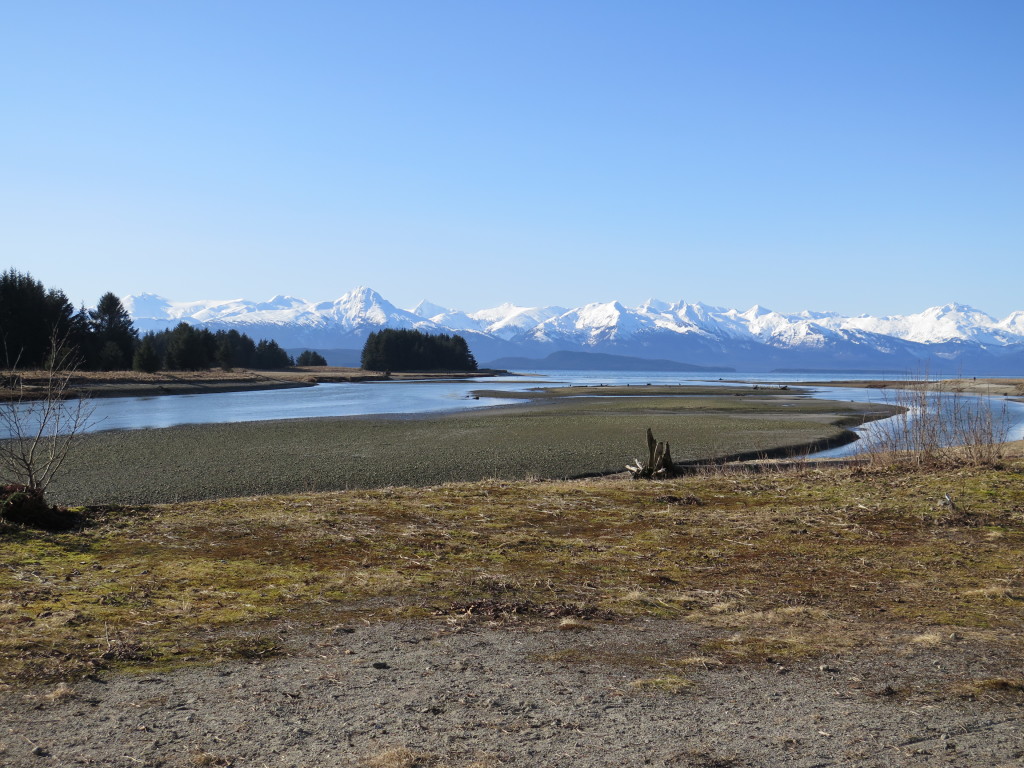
[0,366,508,401]
[5,368,1020,402]
[786,376,1024,398]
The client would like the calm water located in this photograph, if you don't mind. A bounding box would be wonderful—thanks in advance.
[58,370,889,433]
[7,370,1024,458]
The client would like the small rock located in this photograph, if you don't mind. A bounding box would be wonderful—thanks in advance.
[819,664,840,673]
[372,661,390,670]
[32,746,49,757]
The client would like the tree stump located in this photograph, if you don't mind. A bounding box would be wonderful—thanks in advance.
[627,428,682,478]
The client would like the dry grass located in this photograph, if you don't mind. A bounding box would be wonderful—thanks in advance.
[861,379,1011,467]
[557,616,591,631]
[951,677,1024,700]
[908,632,945,647]
[2,458,1024,685]
[364,748,440,768]
[41,682,75,703]
[189,749,233,767]
[630,674,695,693]
[362,747,498,768]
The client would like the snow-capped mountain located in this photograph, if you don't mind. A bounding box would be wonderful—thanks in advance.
[468,303,567,339]
[819,303,1016,345]
[124,289,1024,373]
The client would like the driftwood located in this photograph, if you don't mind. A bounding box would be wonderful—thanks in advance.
[627,428,682,478]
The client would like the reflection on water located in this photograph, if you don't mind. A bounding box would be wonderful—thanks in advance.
[78,380,526,433]
[809,385,1024,458]
[4,371,1023,460]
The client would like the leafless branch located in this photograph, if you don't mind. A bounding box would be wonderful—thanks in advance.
[0,330,94,493]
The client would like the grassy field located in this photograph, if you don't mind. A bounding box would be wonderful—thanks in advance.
[47,387,892,505]
[2,458,1023,690]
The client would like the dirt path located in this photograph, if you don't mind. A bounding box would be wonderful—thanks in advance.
[3,619,1021,767]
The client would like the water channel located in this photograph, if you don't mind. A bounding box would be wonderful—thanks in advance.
[7,371,1024,459]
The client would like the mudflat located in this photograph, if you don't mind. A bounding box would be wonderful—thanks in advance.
[48,387,894,505]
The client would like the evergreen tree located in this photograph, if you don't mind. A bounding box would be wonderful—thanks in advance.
[164,323,208,370]
[98,340,127,371]
[213,329,256,370]
[361,329,477,371]
[141,325,288,371]
[296,350,327,366]
[132,334,161,373]
[89,292,137,370]
[0,269,77,368]
[252,339,291,369]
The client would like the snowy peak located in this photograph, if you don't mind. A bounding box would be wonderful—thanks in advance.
[574,301,630,329]
[122,288,1024,369]
[254,295,305,311]
[741,304,773,320]
[469,303,566,339]
[122,293,173,319]
[530,300,653,343]
[639,298,671,314]
[844,303,1003,344]
[410,300,450,319]
[318,287,426,328]
[998,311,1024,336]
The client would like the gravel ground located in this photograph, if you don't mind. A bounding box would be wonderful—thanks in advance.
[2,619,1022,767]
[48,394,874,505]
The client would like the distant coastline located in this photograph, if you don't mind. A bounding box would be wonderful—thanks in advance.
[1,367,507,402]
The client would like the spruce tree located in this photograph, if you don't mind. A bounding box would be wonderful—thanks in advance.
[360,329,476,371]
[89,292,137,370]
[0,269,77,368]
[164,323,208,370]
[296,350,327,366]
[132,334,161,373]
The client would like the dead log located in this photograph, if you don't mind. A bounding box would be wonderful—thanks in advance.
[627,427,682,478]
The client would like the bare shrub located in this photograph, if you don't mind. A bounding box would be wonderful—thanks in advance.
[864,373,1009,466]
[0,335,93,496]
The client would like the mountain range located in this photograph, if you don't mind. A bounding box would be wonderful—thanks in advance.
[123,288,1024,373]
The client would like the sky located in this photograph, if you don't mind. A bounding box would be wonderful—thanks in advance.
[3,1,1022,318]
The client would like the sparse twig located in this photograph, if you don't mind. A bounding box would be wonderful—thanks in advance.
[0,330,94,495]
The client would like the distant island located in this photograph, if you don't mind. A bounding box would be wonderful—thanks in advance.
[484,350,735,372]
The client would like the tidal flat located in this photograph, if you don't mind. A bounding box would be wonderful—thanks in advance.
[49,386,896,505]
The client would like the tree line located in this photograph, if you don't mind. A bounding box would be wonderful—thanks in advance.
[0,269,325,372]
[133,325,292,372]
[361,329,477,371]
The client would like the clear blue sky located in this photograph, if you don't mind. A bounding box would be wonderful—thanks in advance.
[3,1,1022,317]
